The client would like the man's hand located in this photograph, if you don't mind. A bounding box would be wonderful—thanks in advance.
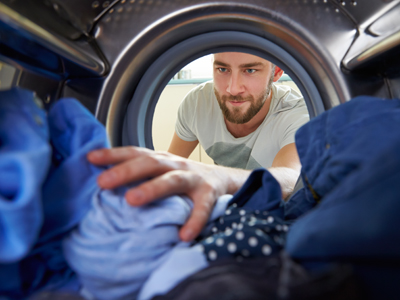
[87,146,250,242]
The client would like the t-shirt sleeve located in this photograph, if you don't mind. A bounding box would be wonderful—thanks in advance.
[175,90,199,142]
[280,102,310,148]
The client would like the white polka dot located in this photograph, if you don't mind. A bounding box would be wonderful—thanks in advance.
[267,216,274,223]
[235,231,245,240]
[240,216,246,223]
[262,244,272,255]
[232,203,237,207]
[255,229,264,236]
[241,249,250,257]
[239,209,246,216]
[216,238,224,247]
[219,218,224,224]
[225,228,233,236]
[255,210,260,214]
[232,222,238,229]
[237,223,244,230]
[227,242,237,253]
[282,225,289,232]
[248,237,258,247]
[276,224,282,231]
[205,237,214,244]
[208,250,218,260]
[225,209,231,215]
[248,221,256,227]
[212,226,218,233]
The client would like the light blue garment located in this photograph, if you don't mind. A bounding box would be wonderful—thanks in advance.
[138,245,207,300]
[139,195,232,300]
[63,189,231,300]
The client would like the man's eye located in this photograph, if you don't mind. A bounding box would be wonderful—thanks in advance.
[218,67,228,72]
[246,69,256,74]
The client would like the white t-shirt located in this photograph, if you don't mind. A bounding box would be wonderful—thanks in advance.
[175,81,309,169]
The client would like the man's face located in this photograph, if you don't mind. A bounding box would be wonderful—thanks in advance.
[213,52,276,124]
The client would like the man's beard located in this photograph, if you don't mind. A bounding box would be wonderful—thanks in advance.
[214,73,275,125]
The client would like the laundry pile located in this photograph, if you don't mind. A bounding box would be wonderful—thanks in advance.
[0,88,109,299]
[0,88,233,300]
[1,88,400,300]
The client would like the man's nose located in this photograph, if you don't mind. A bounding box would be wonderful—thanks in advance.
[226,73,245,96]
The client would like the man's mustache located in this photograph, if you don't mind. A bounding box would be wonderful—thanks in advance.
[221,95,253,102]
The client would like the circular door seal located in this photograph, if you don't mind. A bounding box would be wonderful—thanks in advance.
[123,30,324,149]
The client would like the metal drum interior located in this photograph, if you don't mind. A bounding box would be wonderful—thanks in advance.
[0,0,399,148]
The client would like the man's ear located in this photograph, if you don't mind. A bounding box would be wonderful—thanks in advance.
[273,66,284,82]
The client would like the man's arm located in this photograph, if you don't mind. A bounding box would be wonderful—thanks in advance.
[87,147,251,242]
[87,143,301,241]
[168,132,199,158]
[269,143,302,200]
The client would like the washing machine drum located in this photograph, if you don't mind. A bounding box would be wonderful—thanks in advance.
[87,0,400,148]
[1,0,399,148]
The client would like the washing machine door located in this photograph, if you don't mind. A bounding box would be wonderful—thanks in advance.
[1,0,400,148]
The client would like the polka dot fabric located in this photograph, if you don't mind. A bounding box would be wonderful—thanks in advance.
[198,203,288,262]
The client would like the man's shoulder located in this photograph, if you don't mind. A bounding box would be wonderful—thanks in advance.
[270,83,306,113]
[188,80,214,96]
[179,80,217,117]
[181,80,214,105]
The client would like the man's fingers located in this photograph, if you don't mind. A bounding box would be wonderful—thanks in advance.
[124,170,217,241]
[124,170,197,205]
[88,146,229,242]
[179,195,216,241]
[97,158,141,189]
[95,150,183,189]
[87,146,152,165]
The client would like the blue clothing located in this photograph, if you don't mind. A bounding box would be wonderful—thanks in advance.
[140,170,289,299]
[62,186,232,300]
[0,89,50,263]
[195,169,288,262]
[0,87,233,300]
[285,96,400,220]
[41,98,109,243]
[227,168,284,215]
[0,89,109,298]
[3,88,400,300]
[63,188,194,300]
[285,97,400,299]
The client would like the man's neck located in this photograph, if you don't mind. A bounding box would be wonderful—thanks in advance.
[225,91,273,138]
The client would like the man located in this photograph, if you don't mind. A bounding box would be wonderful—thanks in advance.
[87,52,309,243]
[168,52,309,170]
